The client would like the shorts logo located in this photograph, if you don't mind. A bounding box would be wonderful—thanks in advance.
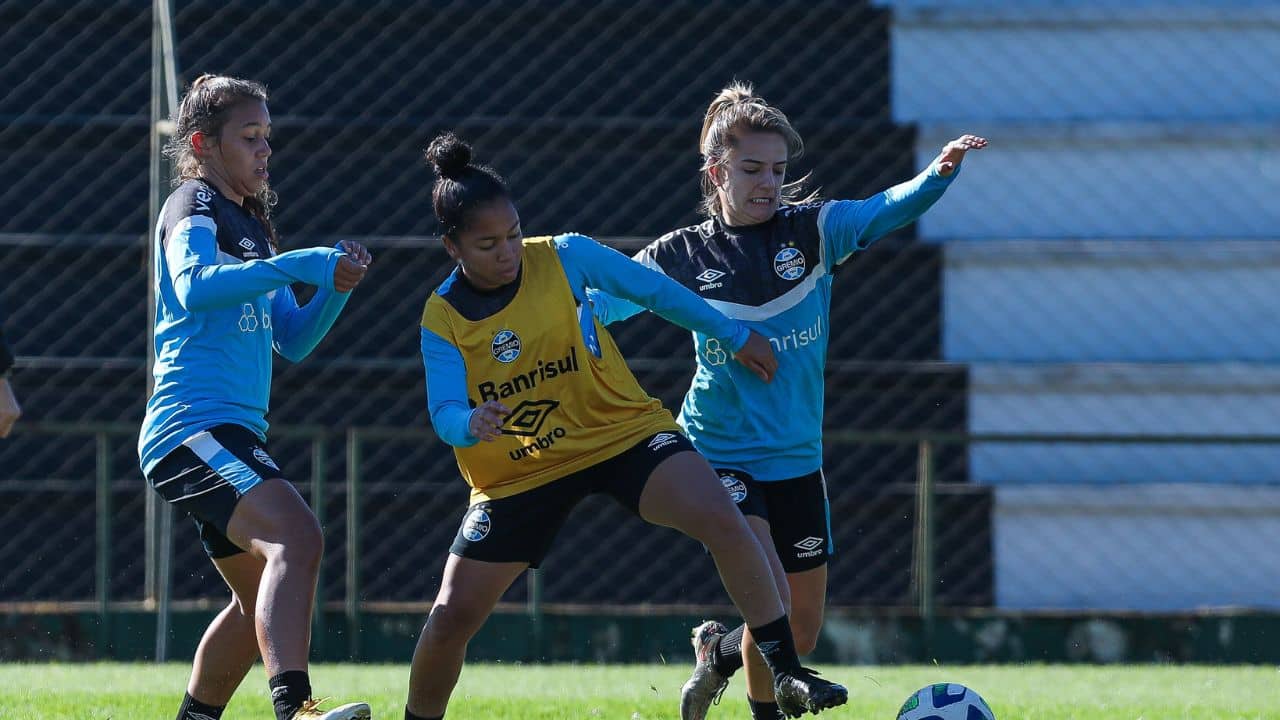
[773,247,806,281]
[720,474,748,504]
[491,329,521,363]
[463,507,491,542]
[794,536,825,558]
[648,432,679,452]
[252,447,279,471]
[501,399,559,437]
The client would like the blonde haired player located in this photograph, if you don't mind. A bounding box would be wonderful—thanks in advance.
[592,81,986,720]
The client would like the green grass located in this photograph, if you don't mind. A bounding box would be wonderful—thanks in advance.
[1,662,1278,719]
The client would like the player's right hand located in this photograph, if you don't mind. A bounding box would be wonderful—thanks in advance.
[469,400,511,442]
[333,254,368,293]
[732,331,778,383]
[0,378,21,439]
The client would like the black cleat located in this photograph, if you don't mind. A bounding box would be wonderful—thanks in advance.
[774,667,847,717]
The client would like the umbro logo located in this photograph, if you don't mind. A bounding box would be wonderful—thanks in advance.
[648,432,679,452]
[696,268,726,291]
[501,399,559,437]
[186,713,218,720]
[239,237,260,258]
[794,536,824,552]
[756,640,780,654]
[794,536,825,558]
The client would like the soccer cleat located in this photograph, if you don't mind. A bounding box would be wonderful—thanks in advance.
[679,620,731,720]
[291,698,372,720]
[773,667,847,718]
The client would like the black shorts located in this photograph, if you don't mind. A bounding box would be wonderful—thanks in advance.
[715,468,832,573]
[146,424,283,559]
[450,430,695,568]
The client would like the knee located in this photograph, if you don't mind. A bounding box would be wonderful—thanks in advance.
[422,601,484,648]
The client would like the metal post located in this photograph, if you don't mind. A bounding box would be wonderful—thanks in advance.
[912,440,937,659]
[345,428,361,661]
[527,568,544,661]
[311,434,327,658]
[95,432,112,657]
[156,503,173,662]
[148,0,180,663]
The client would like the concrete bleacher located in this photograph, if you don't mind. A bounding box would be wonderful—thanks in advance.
[876,0,1280,609]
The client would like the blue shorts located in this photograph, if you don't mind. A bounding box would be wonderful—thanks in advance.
[145,424,283,558]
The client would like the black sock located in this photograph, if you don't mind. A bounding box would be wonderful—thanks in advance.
[405,708,443,720]
[176,692,226,720]
[711,623,746,677]
[749,698,784,720]
[748,615,803,676]
[269,670,312,720]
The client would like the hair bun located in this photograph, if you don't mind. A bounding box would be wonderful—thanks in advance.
[425,132,472,180]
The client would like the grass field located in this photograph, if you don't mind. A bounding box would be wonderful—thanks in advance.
[2,662,1278,719]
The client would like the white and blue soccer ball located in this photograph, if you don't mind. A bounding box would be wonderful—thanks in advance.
[896,683,995,720]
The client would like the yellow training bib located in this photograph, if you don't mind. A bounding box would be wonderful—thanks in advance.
[421,237,677,502]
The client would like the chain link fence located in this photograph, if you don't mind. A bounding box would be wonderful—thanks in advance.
[2,0,1279,620]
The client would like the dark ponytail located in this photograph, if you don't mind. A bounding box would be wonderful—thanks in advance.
[424,133,509,238]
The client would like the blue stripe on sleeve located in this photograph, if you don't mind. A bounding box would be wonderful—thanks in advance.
[421,326,479,447]
[554,233,748,351]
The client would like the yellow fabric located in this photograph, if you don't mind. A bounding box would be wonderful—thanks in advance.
[422,237,677,502]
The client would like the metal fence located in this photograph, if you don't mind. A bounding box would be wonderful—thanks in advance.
[4,0,1280,629]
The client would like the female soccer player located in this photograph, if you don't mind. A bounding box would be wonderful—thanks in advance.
[591,82,986,720]
[406,132,847,720]
[139,75,372,720]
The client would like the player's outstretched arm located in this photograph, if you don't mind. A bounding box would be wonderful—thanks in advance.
[822,134,987,263]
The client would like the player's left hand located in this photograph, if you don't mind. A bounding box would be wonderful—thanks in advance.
[935,134,987,177]
[339,240,373,267]
[733,331,778,383]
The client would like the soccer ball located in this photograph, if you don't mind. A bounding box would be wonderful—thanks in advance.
[896,683,995,720]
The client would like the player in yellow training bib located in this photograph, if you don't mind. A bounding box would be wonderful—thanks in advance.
[403,133,849,720]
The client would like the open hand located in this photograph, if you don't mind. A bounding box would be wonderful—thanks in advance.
[935,134,987,177]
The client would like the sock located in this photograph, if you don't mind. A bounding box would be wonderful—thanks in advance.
[176,692,226,720]
[749,698,784,720]
[405,708,442,720]
[269,670,312,720]
[748,615,803,676]
[711,623,746,677]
